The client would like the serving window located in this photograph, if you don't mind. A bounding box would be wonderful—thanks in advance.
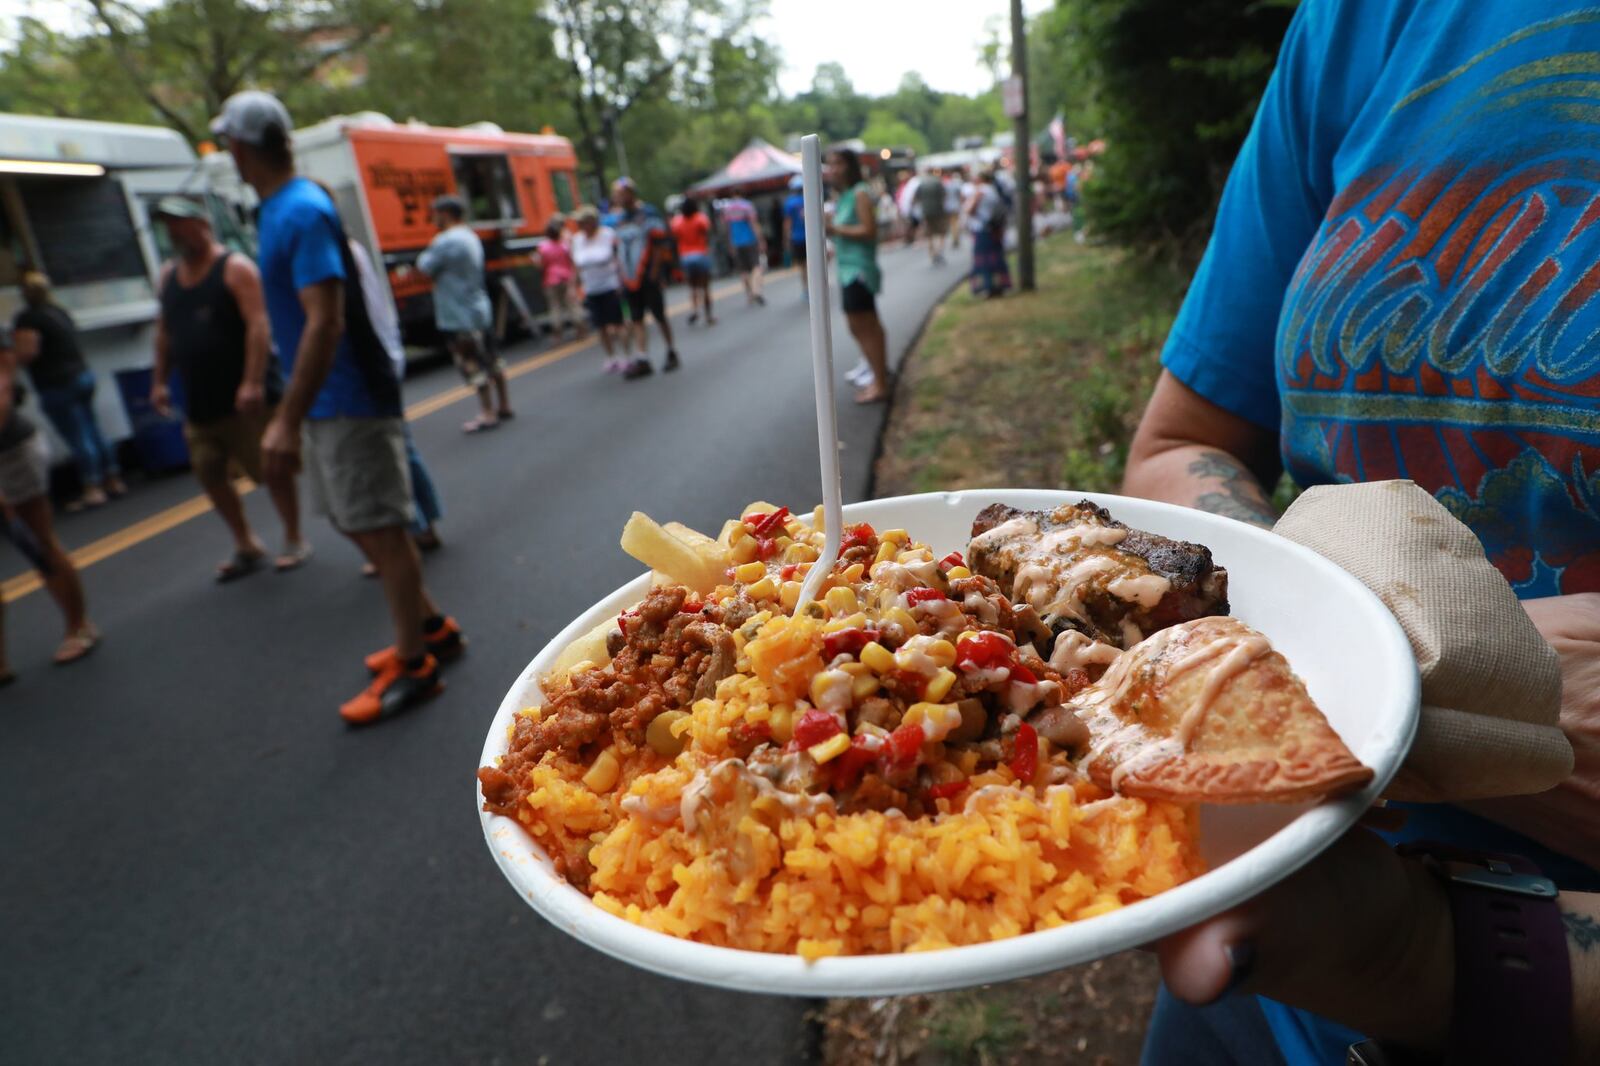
[551,169,577,215]
[17,176,148,286]
[449,152,521,225]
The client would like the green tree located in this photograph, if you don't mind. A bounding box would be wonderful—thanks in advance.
[793,61,868,143]
[858,108,928,156]
[546,0,768,194]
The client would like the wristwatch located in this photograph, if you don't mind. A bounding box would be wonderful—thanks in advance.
[1346,841,1569,1066]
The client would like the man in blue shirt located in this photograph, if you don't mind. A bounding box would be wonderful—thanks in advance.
[213,90,464,724]
[781,175,807,303]
[1119,2,1600,1061]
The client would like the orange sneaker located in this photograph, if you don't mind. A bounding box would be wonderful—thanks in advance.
[340,653,443,725]
[364,616,466,674]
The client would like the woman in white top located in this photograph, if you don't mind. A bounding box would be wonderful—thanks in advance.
[568,205,631,374]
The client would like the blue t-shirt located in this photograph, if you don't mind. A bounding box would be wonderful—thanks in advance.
[1166,0,1600,598]
[723,198,759,248]
[1161,1,1600,1061]
[256,176,389,420]
[783,192,806,244]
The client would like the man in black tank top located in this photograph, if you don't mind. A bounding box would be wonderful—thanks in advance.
[151,197,311,581]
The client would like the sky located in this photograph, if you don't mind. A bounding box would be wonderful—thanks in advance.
[764,0,1052,98]
[0,0,1053,100]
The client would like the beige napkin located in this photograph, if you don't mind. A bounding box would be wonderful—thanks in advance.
[1273,480,1572,802]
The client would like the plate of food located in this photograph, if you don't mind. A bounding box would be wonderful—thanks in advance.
[477,489,1418,996]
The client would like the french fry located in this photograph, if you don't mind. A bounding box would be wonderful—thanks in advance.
[620,511,730,593]
[664,521,717,548]
[717,519,743,547]
[548,615,620,679]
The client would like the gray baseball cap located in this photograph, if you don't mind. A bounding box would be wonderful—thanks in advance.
[153,196,208,221]
[210,90,292,147]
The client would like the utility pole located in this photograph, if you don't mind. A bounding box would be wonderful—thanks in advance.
[603,109,630,182]
[1009,0,1035,291]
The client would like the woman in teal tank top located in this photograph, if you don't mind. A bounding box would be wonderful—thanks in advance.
[825,148,889,403]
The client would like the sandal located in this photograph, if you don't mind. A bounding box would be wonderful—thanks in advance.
[217,548,267,583]
[853,383,888,405]
[496,408,516,421]
[413,528,443,552]
[53,624,99,665]
[275,541,314,572]
[462,417,500,433]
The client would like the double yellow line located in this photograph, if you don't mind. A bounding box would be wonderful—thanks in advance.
[1,271,779,604]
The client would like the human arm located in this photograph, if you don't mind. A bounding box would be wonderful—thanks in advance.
[150,264,175,417]
[0,340,16,427]
[261,278,342,480]
[223,255,272,414]
[12,324,39,364]
[1159,825,1600,1063]
[1122,370,1282,528]
[827,188,878,242]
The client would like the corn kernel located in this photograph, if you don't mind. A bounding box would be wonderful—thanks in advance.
[783,542,819,564]
[808,731,851,765]
[841,562,865,583]
[779,580,802,611]
[727,522,749,545]
[734,561,767,583]
[859,641,896,674]
[885,607,918,634]
[730,536,759,565]
[874,541,899,566]
[822,611,867,633]
[905,702,963,742]
[946,565,972,579]
[881,528,911,546]
[746,576,778,601]
[837,661,871,678]
[851,673,880,700]
[769,703,795,743]
[924,667,956,702]
[824,586,859,616]
[812,505,826,532]
[924,639,958,668]
[582,749,621,792]
[957,629,980,644]
[897,549,928,564]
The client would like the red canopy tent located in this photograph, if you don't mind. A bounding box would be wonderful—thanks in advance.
[686,138,801,197]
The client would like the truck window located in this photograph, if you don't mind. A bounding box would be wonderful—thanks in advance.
[450,153,520,225]
[552,169,576,214]
[0,194,25,287]
[19,177,148,286]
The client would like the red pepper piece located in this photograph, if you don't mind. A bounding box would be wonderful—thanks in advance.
[1010,661,1038,685]
[1010,722,1039,782]
[925,779,967,801]
[904,587,947,606]
[955,631,1014,671]
[841,523,876,550]
[779,563,801,581]
[742,506,791,538]
[793,708,843,750]
[830,735,878,790]
[756,537,780,561]
[939,551,965,571]
[822,627,883,661]
[885,722,925,767]
[680,601,703,614]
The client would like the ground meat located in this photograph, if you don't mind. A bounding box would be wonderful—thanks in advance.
[839,772,909,814]
[855,696,901,730]
[479,585,739,817]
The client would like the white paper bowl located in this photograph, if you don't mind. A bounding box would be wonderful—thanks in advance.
[479,490,1419,996]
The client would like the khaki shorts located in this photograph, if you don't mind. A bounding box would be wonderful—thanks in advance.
[0,431,49,505]
[449,330,504,390]
[303,417,413,533]
[185,409,270,484]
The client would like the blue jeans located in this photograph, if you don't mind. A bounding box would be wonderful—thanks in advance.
[403,426,442,535]
[37,369,119,487]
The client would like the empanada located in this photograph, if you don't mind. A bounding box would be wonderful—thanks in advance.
[1063,616,1373,803]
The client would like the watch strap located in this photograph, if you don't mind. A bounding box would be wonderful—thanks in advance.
[1397,841,1570,1065]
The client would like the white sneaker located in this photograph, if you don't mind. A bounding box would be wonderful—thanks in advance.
[846,362,873,386]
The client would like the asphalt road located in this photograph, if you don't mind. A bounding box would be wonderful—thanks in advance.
[1,246,965,1066]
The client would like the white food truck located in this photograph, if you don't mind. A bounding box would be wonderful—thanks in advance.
[0,112,249,451]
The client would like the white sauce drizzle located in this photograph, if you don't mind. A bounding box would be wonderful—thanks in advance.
[1049,630,1122,672]
[679,758,836,832]
[1176,635,1271,746]
[1105,572,1172,607]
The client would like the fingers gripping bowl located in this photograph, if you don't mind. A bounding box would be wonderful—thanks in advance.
[478,491,1418,996]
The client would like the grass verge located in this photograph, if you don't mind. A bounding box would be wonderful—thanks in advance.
[874,237,1188,499]
[825,238,1190,1066]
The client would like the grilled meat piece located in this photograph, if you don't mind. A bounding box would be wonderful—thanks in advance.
[968,501,1228,648]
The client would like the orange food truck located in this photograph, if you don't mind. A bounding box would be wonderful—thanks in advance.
[287,113,582,346]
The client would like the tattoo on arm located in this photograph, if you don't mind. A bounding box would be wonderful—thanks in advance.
[1187,450,1278,528]
[1566,911,1600,952]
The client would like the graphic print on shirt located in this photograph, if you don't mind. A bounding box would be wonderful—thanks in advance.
[1278,10,1600,595]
